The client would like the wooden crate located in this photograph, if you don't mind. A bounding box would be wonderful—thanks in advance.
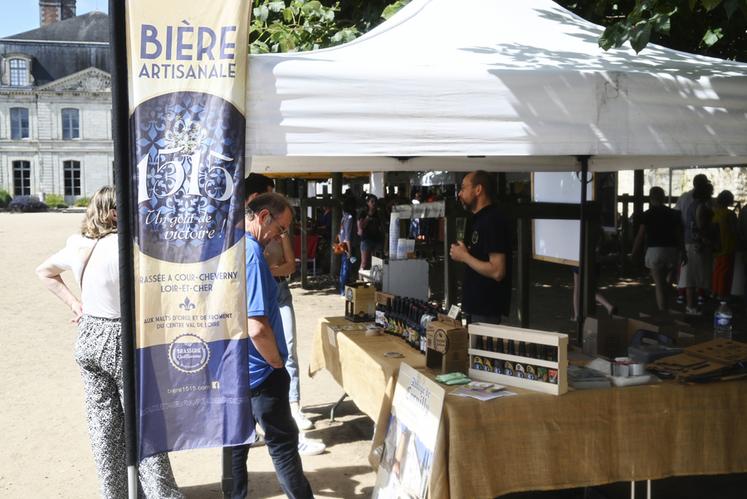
[468,323,568,395]
[375,291,395,306]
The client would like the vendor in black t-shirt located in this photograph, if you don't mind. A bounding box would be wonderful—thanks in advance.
[450,171,512,324]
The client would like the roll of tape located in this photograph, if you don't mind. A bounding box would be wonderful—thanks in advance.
[612,363,630,377]
[613,357,631,377]
[629,362,646,376]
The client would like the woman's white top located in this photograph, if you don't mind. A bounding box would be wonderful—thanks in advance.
[41,233,120,319]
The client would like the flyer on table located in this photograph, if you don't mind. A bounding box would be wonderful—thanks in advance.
[125,0,252,458]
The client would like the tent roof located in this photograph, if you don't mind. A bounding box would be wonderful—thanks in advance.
[246,0,747,173]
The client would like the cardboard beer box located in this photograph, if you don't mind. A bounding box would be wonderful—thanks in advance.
[584,313,695,359]
[425,315,468,373]
[375,291,395,307]
[345,284,376,318]
[583,315,628,359]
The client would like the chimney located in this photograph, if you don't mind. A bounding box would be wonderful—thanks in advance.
[39,1,76,27]
[61,0,76,20]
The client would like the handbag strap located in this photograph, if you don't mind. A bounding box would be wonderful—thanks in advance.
[80,238,100,287]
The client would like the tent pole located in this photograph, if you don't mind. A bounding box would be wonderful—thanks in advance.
[300,180,309,288]
[517,215,531,328]
[444,197,456,308]
[331,173,342,276]
[576,156,590,346]
[109,1,138,497]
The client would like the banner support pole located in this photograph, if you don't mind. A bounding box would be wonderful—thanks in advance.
[109,1,139,497]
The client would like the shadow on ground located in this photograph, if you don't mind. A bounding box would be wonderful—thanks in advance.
[182,465,373,498]
[301,400,375,447]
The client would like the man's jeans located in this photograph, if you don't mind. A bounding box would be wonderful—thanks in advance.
[339,253,353,295]
[231,369,313,499]
[277,280,300,403]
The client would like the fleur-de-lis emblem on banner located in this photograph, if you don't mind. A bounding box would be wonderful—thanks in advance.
[179,297,196,310]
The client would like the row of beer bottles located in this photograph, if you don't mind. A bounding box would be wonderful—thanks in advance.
[476,336,558,362]
[375,296,443,353]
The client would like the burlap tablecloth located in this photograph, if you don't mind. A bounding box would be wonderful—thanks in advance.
[310,317,426,424]
[311,317,747,499]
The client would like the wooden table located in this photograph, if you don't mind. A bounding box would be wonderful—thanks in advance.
[311,317,747,499]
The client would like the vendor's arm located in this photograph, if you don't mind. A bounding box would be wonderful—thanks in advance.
[270,234,296,277]
[36,257,82,323]
[450,241,506,281]
[247,316,284,368]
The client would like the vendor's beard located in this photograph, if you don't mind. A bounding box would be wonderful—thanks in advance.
[461,199,475,212]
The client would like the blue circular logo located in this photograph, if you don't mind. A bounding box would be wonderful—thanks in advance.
[131,92,245,263]
[168,333,210,373]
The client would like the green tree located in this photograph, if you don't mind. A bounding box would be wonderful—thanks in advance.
[249,0,403,53]
[249,0,358,53]
[558,0,747,61]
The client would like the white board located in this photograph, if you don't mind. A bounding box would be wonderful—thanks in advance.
[531,172,593,266]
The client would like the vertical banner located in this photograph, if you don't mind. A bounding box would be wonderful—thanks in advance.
[125,1,253,458]
[373,363,445,499]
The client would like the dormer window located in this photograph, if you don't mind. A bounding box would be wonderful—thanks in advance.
[2,54,33,87]
[9,58,29,86]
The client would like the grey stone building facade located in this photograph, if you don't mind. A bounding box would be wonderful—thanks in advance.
[0,2,113,202]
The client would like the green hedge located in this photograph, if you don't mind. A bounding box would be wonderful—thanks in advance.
[0,189,10,208]
[44,193,68,208]
[74,197,90,207]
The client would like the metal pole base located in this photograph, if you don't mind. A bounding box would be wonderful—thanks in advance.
[127,465,138,499]
[330,393,347,422]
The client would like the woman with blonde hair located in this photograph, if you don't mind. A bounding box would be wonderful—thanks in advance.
[36,186,183,499]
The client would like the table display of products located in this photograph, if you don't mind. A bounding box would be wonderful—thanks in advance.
[468,323,568,395]
[310,317,747,499]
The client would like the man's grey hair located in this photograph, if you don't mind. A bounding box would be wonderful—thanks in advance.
[245,192,291,220]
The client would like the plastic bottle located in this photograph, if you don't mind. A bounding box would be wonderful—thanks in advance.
[714,301,733,340]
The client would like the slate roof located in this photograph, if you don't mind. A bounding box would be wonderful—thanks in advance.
[0,12,111,86]
[3,11,109,43]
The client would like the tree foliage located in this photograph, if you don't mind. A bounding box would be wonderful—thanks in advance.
[251,0,746,62]
[249,0,405,53]
[249,0,359,53]
[558,0,747,61]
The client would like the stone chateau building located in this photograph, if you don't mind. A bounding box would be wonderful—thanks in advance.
[0,1,112,203]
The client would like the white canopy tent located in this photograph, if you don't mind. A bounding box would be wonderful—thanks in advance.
[246,0,747,173]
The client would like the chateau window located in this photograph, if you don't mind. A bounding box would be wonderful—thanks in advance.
[9,58,29,86]
[12,160,31,196]
[61,108,79,139]
[10,107,29,140]
[63,160,81,196]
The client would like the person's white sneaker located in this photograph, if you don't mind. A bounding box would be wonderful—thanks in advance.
[291,403,314,430]
[293,410,314,430]
[685,306,701,316]
[298,437,326,456]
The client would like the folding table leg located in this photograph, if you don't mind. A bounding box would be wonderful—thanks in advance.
[629,480,653,499]
[330,393,347,422]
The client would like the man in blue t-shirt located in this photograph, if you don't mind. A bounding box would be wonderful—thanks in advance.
[230,192,314,499]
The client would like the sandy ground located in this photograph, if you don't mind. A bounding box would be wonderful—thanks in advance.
[0,212,375,499]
